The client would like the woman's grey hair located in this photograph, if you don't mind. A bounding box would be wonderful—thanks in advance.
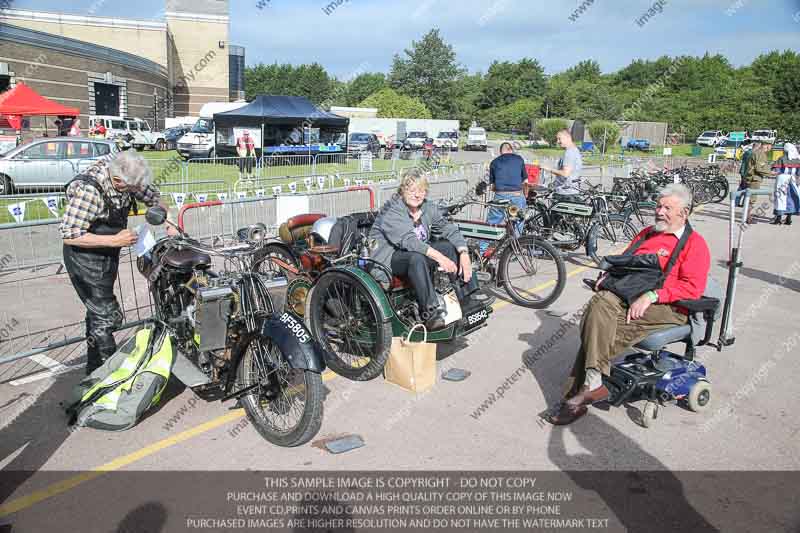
[658,183,693,211]
[397,167,429,196]
[107,151,153,189]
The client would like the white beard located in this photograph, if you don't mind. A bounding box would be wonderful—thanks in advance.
[654,221,668,232]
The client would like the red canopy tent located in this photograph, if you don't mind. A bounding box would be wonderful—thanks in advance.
[0,82,79,130]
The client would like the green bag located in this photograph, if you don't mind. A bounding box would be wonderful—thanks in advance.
[66,326,174,431]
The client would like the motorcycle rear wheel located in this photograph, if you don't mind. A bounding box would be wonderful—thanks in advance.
[236,335,323,447]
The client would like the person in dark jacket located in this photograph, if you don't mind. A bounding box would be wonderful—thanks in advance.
[61,151,170,374]
[368,169,486,330]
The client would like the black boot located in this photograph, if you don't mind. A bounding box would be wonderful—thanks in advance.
[771,216,783,225]
[785,215,793,226]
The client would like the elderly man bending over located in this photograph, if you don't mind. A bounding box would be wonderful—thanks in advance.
[548,184,710,425]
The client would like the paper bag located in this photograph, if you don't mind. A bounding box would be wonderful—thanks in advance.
[385,324,436,393]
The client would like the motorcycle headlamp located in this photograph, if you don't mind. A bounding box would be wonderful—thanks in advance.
[236,223,268,243]
[506,204,520,219]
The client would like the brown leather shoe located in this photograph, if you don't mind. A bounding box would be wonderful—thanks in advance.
[566,385,610,409]
[546,404,588,426]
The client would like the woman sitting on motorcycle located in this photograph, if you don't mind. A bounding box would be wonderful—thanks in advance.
[368,168,483,330]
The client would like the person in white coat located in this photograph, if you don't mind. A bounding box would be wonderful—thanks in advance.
[772,143,800,226]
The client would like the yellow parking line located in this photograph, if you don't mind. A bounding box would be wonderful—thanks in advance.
[0,260,595,517]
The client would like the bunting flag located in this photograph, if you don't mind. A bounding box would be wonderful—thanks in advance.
[355,179,364,186]
[237,191,247,201]
[171,193,186,210]
[303,177,314,190]
[343,178,352,187]
[317,176,327,190]
[256,189,266,198]
[288,182,298,194]
[196,193,208,203]
[8,202,26,223]
[367,180,374,185]
[272,185,282,196]
[217,192,228,202]
[42,196,60,217]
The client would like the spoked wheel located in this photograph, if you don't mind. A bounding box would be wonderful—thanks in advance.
[586,214,639,265]
[236,335,323,447]
[498,235,566,308]
[307,271,392,381]
[253,243,300,279]
[710,179,729,203]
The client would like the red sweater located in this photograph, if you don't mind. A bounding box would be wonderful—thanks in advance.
[624,225,710,304]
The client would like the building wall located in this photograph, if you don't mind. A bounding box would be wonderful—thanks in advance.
[166,0,230,117]
[0,25,169,134]
[0,9,168,68]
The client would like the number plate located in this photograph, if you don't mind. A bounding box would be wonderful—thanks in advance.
[465,308,489,327]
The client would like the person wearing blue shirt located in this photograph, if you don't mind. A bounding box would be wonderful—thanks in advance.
[481,142,528,254]
[485,142,528,243]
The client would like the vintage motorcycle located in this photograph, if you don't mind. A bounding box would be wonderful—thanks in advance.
[137,207,327,447]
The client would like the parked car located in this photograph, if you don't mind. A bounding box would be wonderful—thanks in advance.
[0,137,119,194]
[696,130,727,147]
[751,129,777,144]
[347,133,381,158]
[626,138,651,151]
[402,131,429,151]
[433,130,459,151]
[164,125,192,150]
[464,127,488,151]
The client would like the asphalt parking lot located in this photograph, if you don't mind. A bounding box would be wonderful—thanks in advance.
[0,150,798,531]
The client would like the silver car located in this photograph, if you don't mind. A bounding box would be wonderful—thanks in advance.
[0,137,118,194]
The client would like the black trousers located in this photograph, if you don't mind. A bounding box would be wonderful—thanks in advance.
[390,240,479,318]
[238,155,255,174]
[63,245,123,373]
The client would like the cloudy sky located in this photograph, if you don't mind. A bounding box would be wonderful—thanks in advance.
[12,0,800,78]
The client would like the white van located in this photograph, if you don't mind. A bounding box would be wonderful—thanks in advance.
[177,101,247,159]
[465,127,488,151]
[751,129,777,144]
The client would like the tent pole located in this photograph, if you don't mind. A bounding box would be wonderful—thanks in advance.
[261,122,264,158]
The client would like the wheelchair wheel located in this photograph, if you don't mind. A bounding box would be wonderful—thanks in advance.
[687,381,712,412]
[498,235,566,309]
[307,271,392,381]
[641,401,659,428]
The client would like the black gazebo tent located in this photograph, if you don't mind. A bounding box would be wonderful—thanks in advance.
[213,95,349,156]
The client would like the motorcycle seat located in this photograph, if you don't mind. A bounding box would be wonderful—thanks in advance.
[164,249,211,272]
[286,213,326,231]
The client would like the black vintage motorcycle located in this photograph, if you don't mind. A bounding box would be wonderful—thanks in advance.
[138,207,327,447]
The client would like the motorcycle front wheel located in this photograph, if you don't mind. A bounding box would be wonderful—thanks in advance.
[235,335,324,447]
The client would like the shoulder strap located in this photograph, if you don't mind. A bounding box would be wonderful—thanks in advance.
[66,175,133,213]
[623,227,656,256]
[663,222,693,278]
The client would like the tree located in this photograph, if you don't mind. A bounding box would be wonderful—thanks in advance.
[542,75,577,118]
[478,98,543,133]
[345,73,386,106]
[244,62,332,104]
[452,71,484,129]
[588,120,621,153]
[388,29,463,118]
[563,59,601,83]
[535,118,568,145]
[359,88,432,119]
[478,58,546,109]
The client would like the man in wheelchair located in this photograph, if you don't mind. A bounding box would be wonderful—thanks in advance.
[548,183,712,425]
[369,169,490,331]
